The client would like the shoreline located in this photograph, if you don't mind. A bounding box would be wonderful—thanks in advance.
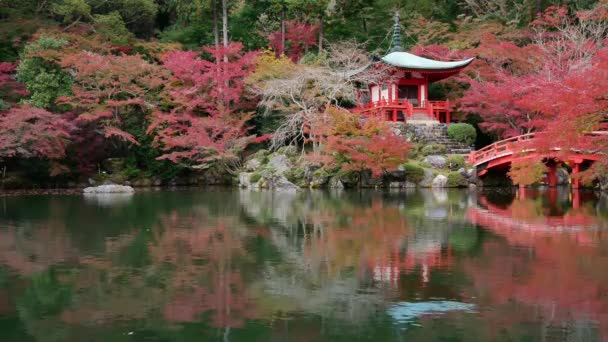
[0,184,596,197]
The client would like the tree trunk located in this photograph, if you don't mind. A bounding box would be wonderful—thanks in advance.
[222,0,229,63]
[221,0,229,105]
[213,0,219,49]
[318,16,324,52]
[63,16,82,32]
[281,9,286,55]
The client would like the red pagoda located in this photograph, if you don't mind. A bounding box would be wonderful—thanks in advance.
[356,15,474,124]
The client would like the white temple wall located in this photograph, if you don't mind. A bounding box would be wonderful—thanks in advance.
[371,85,379,102]
[381,85,389,101]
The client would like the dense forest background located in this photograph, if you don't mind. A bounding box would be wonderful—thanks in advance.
[1,0,599,60]
[0,0,606,188]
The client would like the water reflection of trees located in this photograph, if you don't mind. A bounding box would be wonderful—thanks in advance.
[465,189,608,341]
[1,189,606,340]
[0,190,474,337]
[238,189,473,324]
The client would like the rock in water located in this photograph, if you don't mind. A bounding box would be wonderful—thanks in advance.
[432,175,448,188]
[267,155,292,175]
[244,158,262,172]
[83,184,135,194]
[270,175,298,190]
[328,177,345,189]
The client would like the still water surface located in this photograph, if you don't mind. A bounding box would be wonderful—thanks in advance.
[0,188,607,341]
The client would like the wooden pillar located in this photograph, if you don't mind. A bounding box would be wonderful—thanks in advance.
[446,110,451,124]
[573,188,581,209]
[547,165,558,188]
[572,162,581,189]
[518,184,526,199]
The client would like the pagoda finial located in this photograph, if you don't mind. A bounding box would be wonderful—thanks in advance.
[390,11,403,53]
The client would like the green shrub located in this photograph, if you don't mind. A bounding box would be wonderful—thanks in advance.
[249,173,262,183]
[402,162,425,183]
[17,36,72,109]
[94,11,133,45]
[447,155,465,170]
[446,171,467,187]
[408,144,422,159]
[421,143,447,156]
[285,167,305,184]
[447,123,476,146]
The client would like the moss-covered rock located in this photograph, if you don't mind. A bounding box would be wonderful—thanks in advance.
[285,167,308,187]
[338,171,360,187]
[402,162,425,184]
[447,155,466,171]
[446,171,468,187]
[421,143,448,156]
[310,168,330,188]
[249,172,262,184]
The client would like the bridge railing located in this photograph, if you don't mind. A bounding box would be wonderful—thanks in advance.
[468,133,536,165]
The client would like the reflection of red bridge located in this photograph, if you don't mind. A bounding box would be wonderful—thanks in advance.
[468,133,603,188]
[467,196,599,234]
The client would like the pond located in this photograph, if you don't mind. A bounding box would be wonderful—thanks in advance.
[0,188,607,341]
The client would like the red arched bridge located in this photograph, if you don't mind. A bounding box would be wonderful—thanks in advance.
[467,133,603,188]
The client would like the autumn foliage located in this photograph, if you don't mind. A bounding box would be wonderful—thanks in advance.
[59,51,169,146]
[149,43,259,169]
[267,20,319,61]
[0,106,72,175]
[310,107,410,177]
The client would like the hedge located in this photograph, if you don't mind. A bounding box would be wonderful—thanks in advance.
[447,123,476,145]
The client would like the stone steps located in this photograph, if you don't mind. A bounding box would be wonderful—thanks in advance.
[406,123,472,154]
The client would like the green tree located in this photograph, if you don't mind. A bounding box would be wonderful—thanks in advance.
[16,36,72,109]
[51,0,93,30]
[93,11,133,44]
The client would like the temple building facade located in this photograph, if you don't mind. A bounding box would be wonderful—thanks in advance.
[356,16,474,124]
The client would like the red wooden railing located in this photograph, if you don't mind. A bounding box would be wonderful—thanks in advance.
[428,100,449,110]
[356,99,450,122]
[469,131,608,166]
[468,133,537,166]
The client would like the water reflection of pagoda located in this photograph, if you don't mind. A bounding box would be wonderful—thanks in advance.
[372,246,453,287]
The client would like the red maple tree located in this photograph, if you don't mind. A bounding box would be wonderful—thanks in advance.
[0,106,73,175]
[149,43,259,170]
[59,52,169,146]
[268,20,319,61]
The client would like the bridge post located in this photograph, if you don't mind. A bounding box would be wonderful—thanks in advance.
[518,184,526,199]
[572,162,581,189]
[573,189,581,209]
[547,165,558,188]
